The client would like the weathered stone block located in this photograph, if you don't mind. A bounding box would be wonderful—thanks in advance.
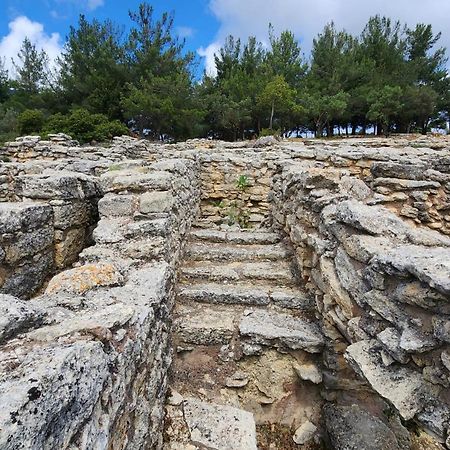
[139,191,174,214]
[98,193,136,218]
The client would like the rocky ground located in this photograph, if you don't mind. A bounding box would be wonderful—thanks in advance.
[0,133,449,449]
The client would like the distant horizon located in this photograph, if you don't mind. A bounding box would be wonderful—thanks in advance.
[1,0,450,77]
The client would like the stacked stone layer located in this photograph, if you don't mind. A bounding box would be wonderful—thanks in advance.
[0,134,448,449]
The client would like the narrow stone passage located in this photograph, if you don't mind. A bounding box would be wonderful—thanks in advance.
[164,226,325,449]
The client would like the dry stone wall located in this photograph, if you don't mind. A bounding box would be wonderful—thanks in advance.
[0,153,201,449]
[284,140,450,235]
[271,158,450,447]
[0,134,449,449]
[0,173,102,298]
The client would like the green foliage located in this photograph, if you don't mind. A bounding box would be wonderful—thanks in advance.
[17,109,45,135]
[236,175,250,190]
[211,199,225,208]
[367,86,403,134]
[226,201,250,228]
[44,109,129,143]
[260,127,280,137]
[14,38,49,94]
[0,108,19,144]
[0,5,449,142]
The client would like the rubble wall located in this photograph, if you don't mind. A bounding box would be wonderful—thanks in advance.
[271,159,450,447]
[0,157,201,449]
[197,151,279,228]
[287,141,450,235]
[0,134,449,448]
[0,173,102,298]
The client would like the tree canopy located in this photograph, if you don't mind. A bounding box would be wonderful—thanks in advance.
[0,4,449,143]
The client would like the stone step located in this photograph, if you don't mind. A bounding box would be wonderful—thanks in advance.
[173,303,240,345]
[239,309,324,353]
[180,260,296,285]
[185,241,291,262]
[174,303,320,352]
[177,282,313,310]
[182,398,258,450]
[189,228,280,245]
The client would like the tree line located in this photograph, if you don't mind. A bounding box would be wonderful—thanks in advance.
[0,2,449,144]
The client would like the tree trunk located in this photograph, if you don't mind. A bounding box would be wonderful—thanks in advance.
[269,100,275,130]
[421,118,428,135]
[326,122,332,137]
[138,114,144,138]
[376,122,383,136]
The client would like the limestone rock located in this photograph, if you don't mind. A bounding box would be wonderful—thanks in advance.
[19,172,100,200]
[293,362,323,384]
[0,294,46,344]
[346,340,441,420]
[100,170,172,193]
[174,304,236,345]
[182,398,257,450]
[225,371,249,388]
[293,420,317,445]
[239,309,324,353]
[140,191,174,214]
[377,328,410,364]
[372,245,450,296]
[0,341,109,450]
[98,193,136,218]
[46,263,124,294]
[324,404,402,450]
[252,135,280,148]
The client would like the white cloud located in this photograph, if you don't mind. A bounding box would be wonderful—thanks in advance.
[0,16,62,75]
[53,0,104,12]
[200,0,450,73]
[198,42,221,76]
[176,26,195,39]
[86,0,104,11]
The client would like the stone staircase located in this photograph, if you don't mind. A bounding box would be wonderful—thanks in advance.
[164,227,324,449]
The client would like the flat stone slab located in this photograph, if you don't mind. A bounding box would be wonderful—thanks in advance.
[181,260,295,284]
[190,228,280,245]
[372,245,450,296]
[186,242,290,262]
[183,398,257,450]
[178,283,271,306]
[174,304,237,345]
[345,340,441,420]
[239,309,324,353]
[0,294,46,344]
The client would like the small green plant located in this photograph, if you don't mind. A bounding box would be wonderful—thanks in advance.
[236,174,250,191]
[211,199,225,208]
[108,164,122,171]
[226,201,251,228]
[237,209,250,228]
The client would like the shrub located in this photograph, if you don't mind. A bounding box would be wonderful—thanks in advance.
[259,127,280,137]
[236,174,250,190]
[93,120,129,141]
[17,109,45,135]
[44,109,129,144]
[44,113,70,135]
[0,109,19,143]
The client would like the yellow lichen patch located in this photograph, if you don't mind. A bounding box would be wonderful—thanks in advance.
[46,263,123,295]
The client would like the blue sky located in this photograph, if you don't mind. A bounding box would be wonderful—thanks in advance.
[0,0,219,70]
[1,0,450,75]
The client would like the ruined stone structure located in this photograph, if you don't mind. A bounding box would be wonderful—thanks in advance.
[0,133,449,449]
